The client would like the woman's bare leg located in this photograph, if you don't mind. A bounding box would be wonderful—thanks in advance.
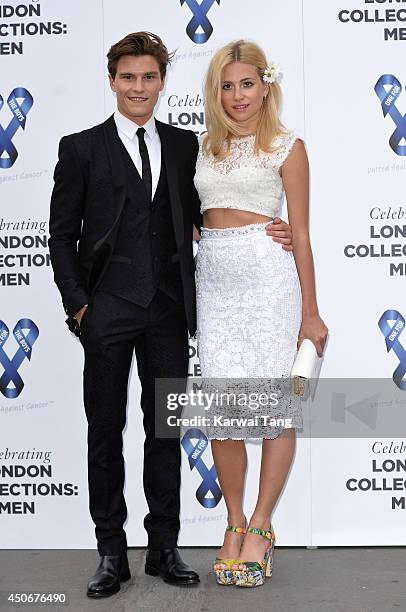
[211,439,247,559]
[238,428,296,561]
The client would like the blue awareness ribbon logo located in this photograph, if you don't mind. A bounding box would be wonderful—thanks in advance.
[378,309,406,390]
[181,427,222,508]
[180,0,220,44]
[0,319,39,398]
[374,75,406,156]
[0,88,34,169]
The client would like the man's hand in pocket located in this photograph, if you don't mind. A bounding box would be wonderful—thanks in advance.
[74,304,88,327]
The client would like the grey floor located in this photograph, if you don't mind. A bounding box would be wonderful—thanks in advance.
[0,547,405,612]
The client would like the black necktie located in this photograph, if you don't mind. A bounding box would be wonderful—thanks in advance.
[136,127,152,201]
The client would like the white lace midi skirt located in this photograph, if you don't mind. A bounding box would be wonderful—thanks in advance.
[195,222,303,439]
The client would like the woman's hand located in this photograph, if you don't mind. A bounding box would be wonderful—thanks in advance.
[298,314,329,357]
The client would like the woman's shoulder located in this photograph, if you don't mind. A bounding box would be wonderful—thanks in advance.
[196,131,213,160]
[272,127,301,148]
[269,127,303,168]
[197,131,209,147]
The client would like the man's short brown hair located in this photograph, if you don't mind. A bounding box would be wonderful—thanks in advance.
[107,31,173,79]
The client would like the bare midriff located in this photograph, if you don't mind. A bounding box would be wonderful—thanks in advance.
[203,208,273,229]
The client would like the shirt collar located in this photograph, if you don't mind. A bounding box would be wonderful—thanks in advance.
[114,110,158,142]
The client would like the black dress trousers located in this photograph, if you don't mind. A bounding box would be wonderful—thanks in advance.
[79,288,189,555]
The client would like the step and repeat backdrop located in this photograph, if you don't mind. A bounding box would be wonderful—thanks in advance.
[1,0,404,548]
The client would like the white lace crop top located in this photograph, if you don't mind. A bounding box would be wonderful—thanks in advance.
[194,129,299,217]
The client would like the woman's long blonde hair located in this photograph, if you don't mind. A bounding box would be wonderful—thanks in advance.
[204,39,284,159]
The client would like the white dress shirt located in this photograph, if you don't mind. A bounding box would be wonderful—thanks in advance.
[114,110,161,199]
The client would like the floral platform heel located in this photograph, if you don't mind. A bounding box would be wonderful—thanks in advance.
[232,524,276,587]
[213,523,247,585]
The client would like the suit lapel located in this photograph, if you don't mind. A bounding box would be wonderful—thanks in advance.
[103,115,127,213]
[156,120,184,249]
[91,115,128,254]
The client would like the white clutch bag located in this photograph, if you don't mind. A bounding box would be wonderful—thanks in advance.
[291,338,323,396]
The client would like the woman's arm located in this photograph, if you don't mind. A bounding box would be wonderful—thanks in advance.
[282,139,328,356]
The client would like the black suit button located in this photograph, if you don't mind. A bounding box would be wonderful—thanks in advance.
[152,231,158,237]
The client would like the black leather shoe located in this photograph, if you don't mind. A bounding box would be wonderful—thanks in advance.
[86,554,131,598]
[145,548,200,586]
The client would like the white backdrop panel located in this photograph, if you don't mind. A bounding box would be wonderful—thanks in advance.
[303,0,405,544]
[1,0,105,548]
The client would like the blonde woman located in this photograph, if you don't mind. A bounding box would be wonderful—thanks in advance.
[193,40,328,588]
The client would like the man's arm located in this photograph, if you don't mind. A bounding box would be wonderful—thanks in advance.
[48,136,89,321]
[265,217,293,250]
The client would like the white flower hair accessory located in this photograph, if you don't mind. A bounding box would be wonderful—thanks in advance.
[262,62,282,84]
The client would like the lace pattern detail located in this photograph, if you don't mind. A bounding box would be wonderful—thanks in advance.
[195,223,303,439]
[198,130,297,173]
[194,129,299,217]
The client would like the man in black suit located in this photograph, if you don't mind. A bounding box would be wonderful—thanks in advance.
[49,31,293,598]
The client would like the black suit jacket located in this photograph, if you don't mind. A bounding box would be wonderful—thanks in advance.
[48,115,202,336]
